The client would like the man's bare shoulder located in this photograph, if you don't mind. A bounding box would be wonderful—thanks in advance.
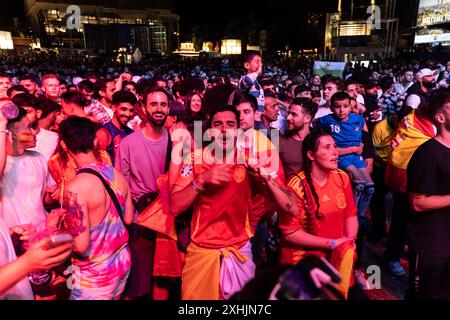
[67,173,102,193]
[67,169,128,200]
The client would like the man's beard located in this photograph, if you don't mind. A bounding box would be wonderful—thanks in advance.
[148,113,167,126]
[288,123,304,135]
[423,80,436,89]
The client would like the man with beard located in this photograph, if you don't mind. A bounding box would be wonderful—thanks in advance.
[170,105,298,300]
[85,78,116,125]
[405,68,439,110]
[97,91,136,165]
[116,87,171,299]
[77,80,95,107]
[407,91,450,299]
[279,98,318,180]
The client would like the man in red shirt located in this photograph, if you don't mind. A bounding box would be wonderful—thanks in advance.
[170,105,298,300]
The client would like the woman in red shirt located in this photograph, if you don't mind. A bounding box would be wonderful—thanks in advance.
[279,130,358,265]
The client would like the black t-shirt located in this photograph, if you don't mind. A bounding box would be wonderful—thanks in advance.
[361,130,376,160]
[407,138,450,257]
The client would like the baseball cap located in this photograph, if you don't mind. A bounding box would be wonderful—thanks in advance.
[417,68,439,79]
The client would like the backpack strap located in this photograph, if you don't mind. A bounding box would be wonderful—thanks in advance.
[164,131,172,173]
[77,167,124,220]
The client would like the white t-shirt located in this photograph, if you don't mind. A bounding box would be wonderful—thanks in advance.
[0,151,54,229]
[356,94,365,105]
[29,128,59,162]
[394,81,413,95]
[314,106,333,119]
[0,218,34,300]
[104,105,114,119]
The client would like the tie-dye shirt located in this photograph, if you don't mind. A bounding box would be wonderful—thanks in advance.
[70,163,131,300]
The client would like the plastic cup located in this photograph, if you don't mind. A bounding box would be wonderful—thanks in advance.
[27,225,52,286]
[0,102,19,120]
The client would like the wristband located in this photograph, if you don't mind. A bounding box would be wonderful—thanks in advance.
[191,180,204,193]
[330,239,335,250]
[0,129,9,135]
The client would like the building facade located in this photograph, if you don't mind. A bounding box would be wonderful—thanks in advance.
[324,0,400,61]
[24,0,180,54]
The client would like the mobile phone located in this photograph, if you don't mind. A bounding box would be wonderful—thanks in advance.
[50,233,73,246]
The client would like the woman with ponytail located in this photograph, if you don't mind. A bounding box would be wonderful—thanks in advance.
[278,130,359,296]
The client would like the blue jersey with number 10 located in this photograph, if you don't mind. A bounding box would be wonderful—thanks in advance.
[316,113,364,148]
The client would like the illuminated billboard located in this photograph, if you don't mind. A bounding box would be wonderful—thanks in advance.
[415,28,450,43]
[415,1,450,44]
[221,39,241,55]
[0,31,13,50]
[417,0,450,27]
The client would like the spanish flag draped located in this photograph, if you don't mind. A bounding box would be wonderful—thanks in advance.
[329,240,357,299]
[137,174,183,278]
[385,110,435,193]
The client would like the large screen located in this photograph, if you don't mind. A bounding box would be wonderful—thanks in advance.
[417,0,450,27]
[415,0,450,44]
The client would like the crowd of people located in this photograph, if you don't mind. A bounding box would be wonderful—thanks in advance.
[0,50,449,300]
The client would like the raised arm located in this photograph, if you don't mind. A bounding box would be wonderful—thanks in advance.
[246,163,299,216]
[170,165,233,216]
[260,174,299,216]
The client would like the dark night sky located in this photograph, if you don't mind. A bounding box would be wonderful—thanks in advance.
[174,0,338,49]
[1,1,419,50]
[2,0,338,49]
